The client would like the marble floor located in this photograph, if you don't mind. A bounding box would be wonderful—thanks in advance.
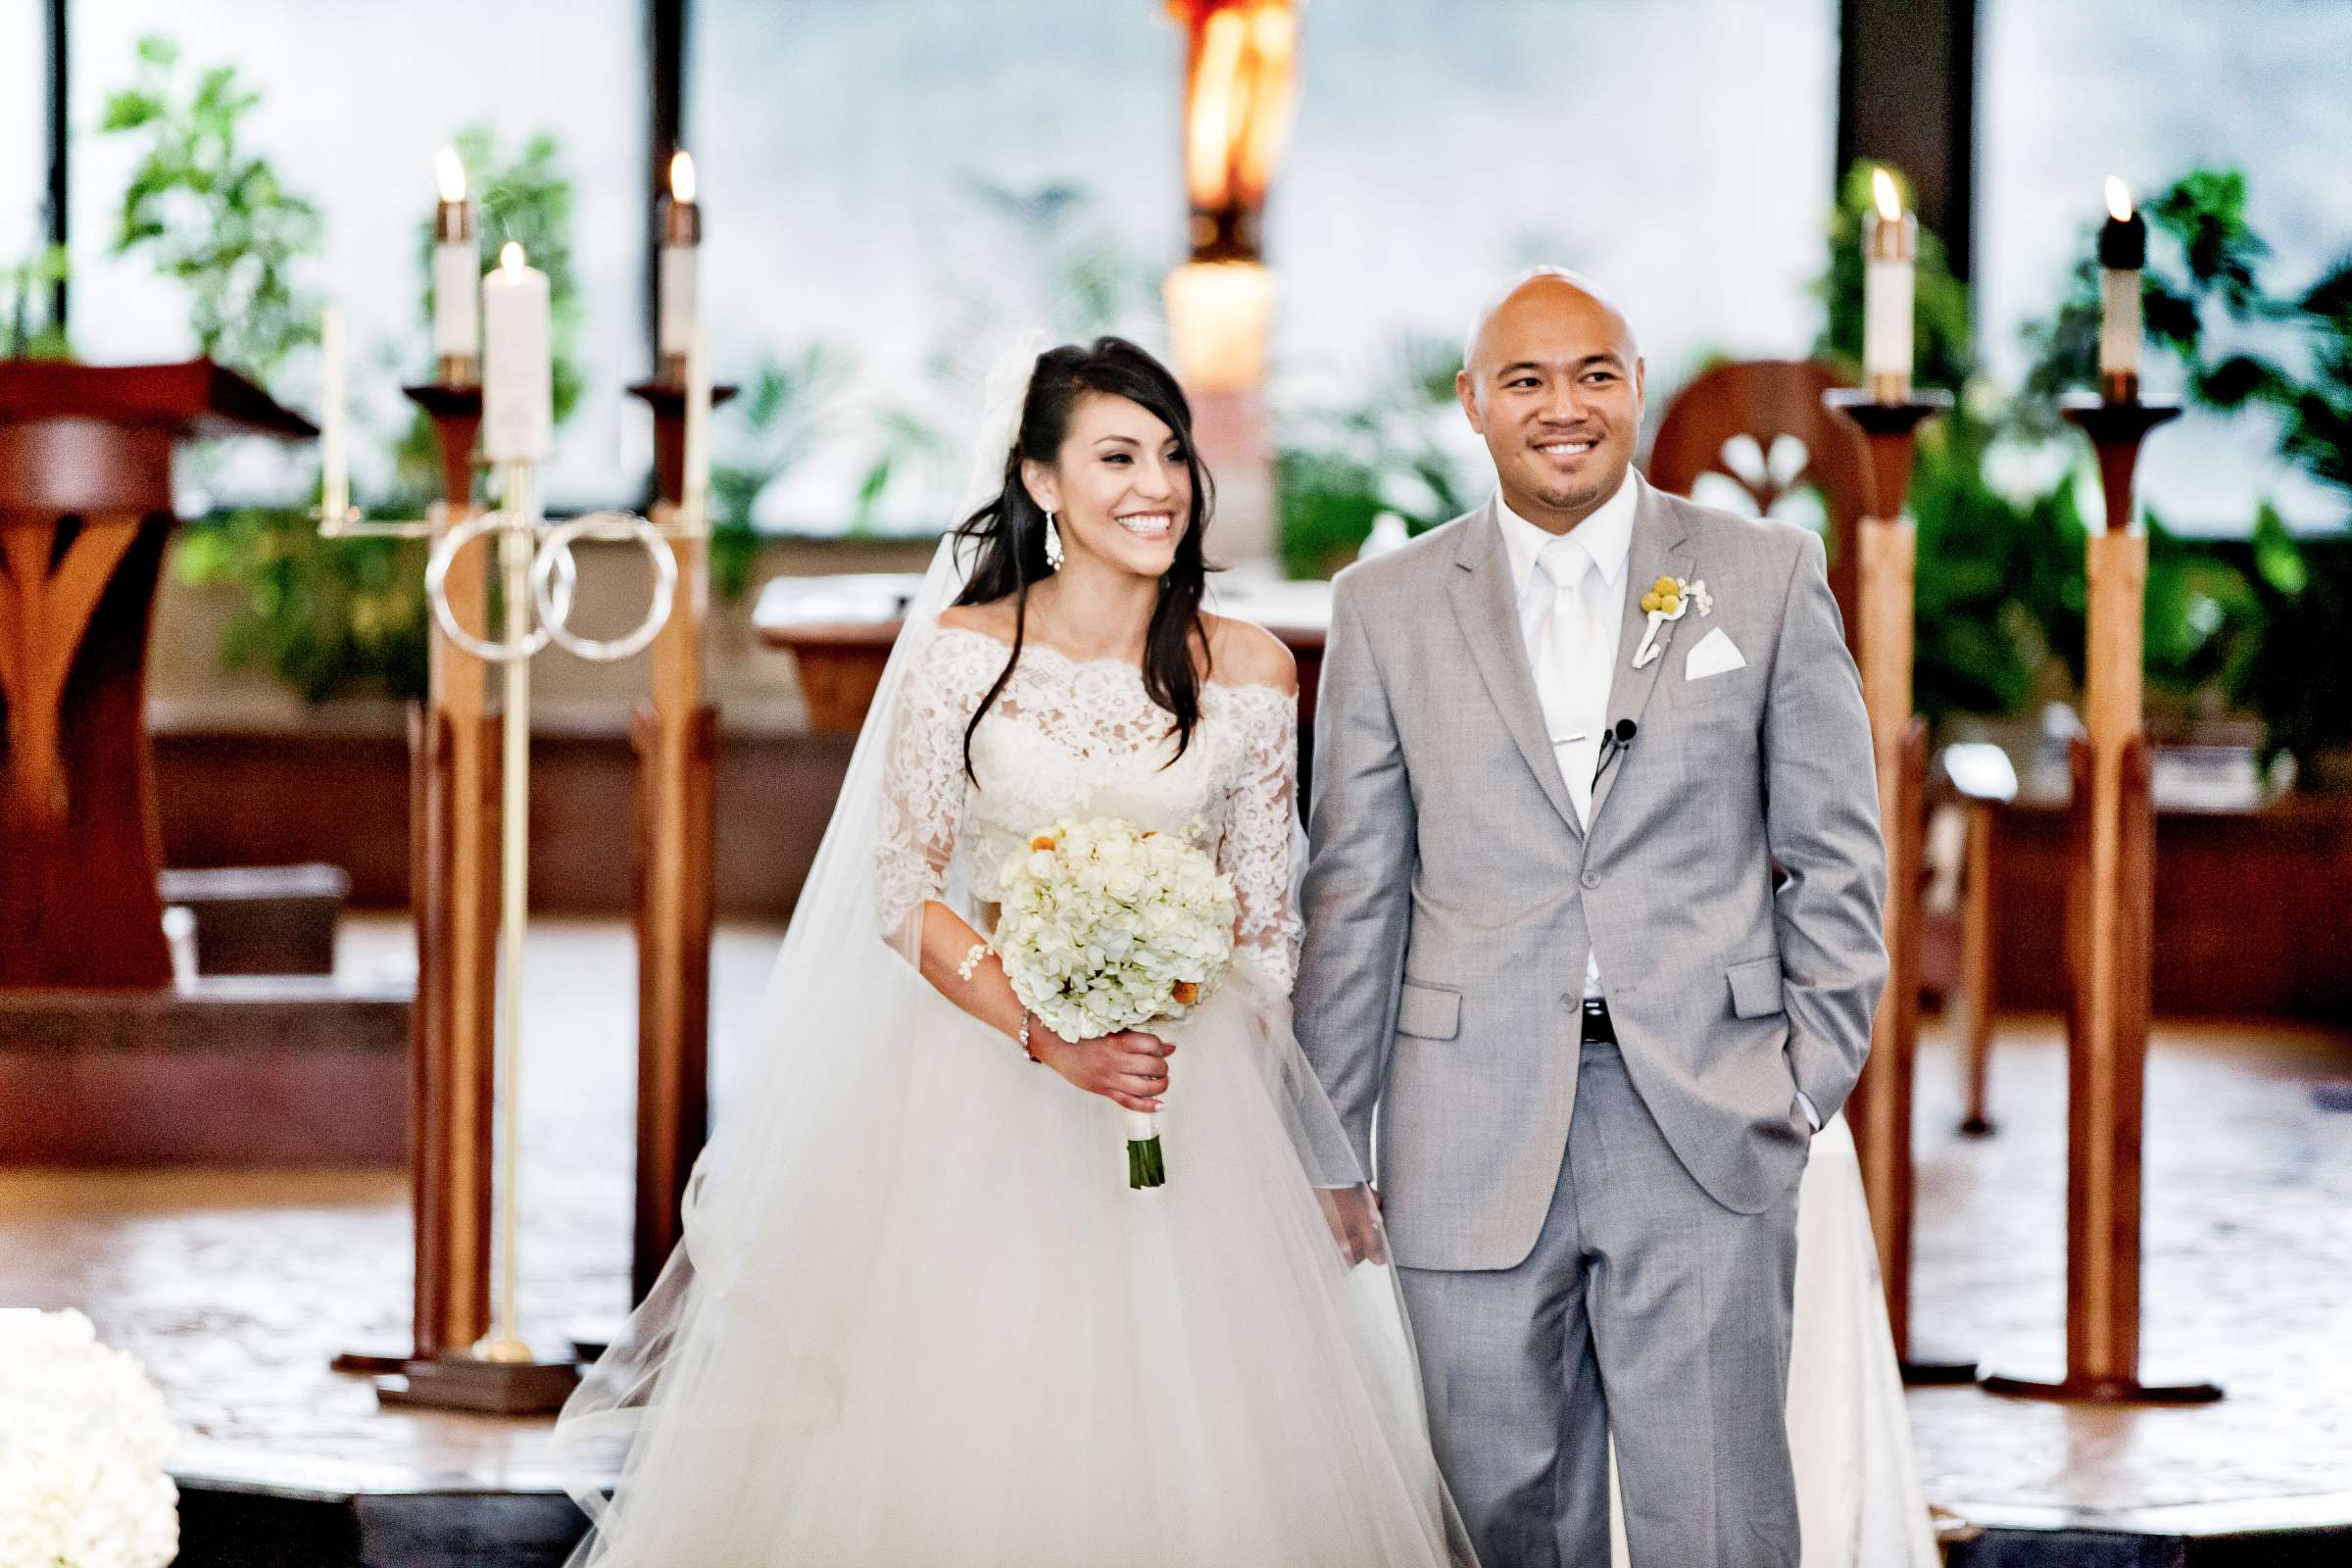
[1903,1001,2352,1534]
[4,914,2349,1534]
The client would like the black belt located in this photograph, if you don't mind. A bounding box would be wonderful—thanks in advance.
[1581,997,1616,1044]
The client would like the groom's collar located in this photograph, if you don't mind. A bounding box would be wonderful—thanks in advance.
[1492,469,1642,598]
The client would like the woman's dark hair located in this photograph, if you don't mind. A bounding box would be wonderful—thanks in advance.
[949,335,1216,783]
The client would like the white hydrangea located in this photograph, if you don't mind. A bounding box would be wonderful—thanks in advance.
[992,816,1238,1048]
[0,1310,180,1568]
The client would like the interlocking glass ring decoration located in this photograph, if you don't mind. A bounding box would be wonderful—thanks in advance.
[424,510,576,663]
[529,512,679,662]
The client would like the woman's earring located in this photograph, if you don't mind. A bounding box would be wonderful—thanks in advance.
[1043,510,1064,571]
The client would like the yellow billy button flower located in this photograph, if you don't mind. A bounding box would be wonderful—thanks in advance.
[1029,834,1058,852]
[1171,980,1200,1004]
[1652,575,1679,596]
[1640,591,1661,612]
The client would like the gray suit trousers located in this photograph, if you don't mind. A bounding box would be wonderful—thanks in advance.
[1397,1041,1803,1568]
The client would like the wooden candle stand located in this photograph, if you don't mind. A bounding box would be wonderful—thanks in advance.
[623,376,734,1305]
[1983,395,2222,1406]
[368,384,586,1413]
[333,386,585,1410]
[332,385,501,1378]
[1823,387,1976,1387]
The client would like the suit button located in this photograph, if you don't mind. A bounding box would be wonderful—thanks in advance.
[1560,993,1579,1011]
[1581,869,1602,889]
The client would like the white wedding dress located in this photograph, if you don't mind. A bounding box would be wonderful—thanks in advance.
[554,563,1470,1566]
[554,534,1933,1567]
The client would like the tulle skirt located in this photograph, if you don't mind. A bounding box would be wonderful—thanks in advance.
[1781,1116,1942,1567]
[555,975,1467,1567]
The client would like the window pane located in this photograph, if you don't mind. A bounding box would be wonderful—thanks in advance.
[689,0,1837,532]
[1276,1,1836,392]
[1981,0,2352,534]
[686,0,1187,530]
[2,5,44,309]
[68,1,647,510]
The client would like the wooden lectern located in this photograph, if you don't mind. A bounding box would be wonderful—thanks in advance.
[0,361,314,989]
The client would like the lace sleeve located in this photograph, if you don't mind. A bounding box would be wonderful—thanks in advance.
[873,631,985,956]
[1217,686,1303,993]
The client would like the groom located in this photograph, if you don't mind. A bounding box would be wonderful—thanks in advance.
[1298,269,1886,1567]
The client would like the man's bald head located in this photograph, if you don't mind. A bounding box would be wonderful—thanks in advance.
[1461,268,1641,387]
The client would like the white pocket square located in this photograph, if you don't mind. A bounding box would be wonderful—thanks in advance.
[1684,626,1746,680]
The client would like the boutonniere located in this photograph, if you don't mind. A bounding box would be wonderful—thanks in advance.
[1632,575,1712,668]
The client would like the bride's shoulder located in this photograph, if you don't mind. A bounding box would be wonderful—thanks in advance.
[910,604,1014,705]
[935,601,1017,643]
[1201,614,1298,698]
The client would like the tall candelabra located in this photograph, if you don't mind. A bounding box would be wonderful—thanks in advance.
[1983,392,2222,1407]
[1824,383,1970,1387]
[316,314,708,1412]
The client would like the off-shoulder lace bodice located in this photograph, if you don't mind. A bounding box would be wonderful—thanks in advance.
[876,624,1300,991]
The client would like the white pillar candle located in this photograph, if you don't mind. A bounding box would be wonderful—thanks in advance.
[320,305,348,524]
[683,324,711,517]
[483,243,553,465]
[432,147,479,368]
[658,151,700,369]
[1862,167,1916,401]
[2097,176,2146,399]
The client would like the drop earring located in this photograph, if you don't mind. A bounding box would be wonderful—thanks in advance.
[1043,510,1064,571]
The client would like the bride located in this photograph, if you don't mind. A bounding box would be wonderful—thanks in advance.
[554,337,1474,1566]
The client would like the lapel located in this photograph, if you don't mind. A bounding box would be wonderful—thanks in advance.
[1446,501,1583,838]
[1588,481,1696,830]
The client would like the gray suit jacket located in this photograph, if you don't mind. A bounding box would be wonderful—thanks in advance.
[1297,483,1886,1272]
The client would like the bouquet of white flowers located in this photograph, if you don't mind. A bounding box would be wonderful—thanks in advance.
[0,1309,179,1568]
[991,816,1238,1188]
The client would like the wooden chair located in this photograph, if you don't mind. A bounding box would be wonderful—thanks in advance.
[1645,359,1877,646]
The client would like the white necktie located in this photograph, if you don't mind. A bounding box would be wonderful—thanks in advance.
[1536,536,1613,1000]
[1534,536,1611,830]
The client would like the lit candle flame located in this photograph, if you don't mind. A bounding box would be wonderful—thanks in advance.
[1236,4,1298,205]
[2104,175,2133,222]
[1871,167,1903,222]
[670,149,697,206]
[436,146,466,205]
[1187,10,1247,209]
[500,241,526,272]
[1182,1,1298,215]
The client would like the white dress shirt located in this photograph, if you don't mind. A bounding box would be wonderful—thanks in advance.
[1495,472,1639,999]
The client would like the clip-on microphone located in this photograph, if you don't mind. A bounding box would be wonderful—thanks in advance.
[1593,717,1639,782]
